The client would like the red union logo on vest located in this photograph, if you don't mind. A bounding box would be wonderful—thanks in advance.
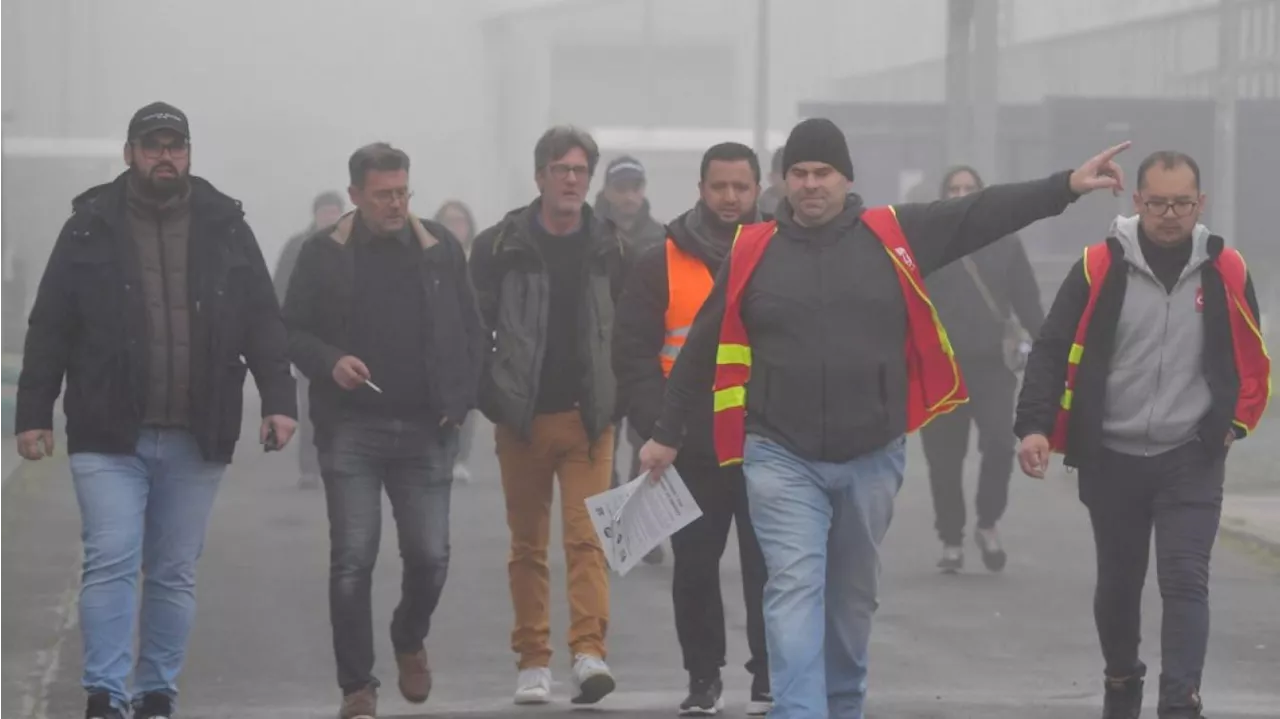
[894,246,915,270]
[1195,287,1204,312]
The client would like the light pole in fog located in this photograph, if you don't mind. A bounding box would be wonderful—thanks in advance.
[0,111,10,353]
[753,0,770,160]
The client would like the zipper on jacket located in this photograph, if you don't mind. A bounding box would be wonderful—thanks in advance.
[156,214,175,424]
[1141,292,1173,456]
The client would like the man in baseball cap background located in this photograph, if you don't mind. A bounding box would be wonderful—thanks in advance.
[124,101,192,201]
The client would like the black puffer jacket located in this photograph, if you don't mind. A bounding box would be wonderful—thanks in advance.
[16,172,296,462]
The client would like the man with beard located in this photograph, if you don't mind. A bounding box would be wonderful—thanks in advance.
[275,191,345,490]
[614,141,771,716]
[1016,151,1269,719]
[15,101,297,719]
[639,117,1132,718]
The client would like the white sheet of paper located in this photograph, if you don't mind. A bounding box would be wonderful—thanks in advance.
[584,469,703,577]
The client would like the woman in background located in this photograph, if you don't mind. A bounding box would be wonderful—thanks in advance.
[435,200,479,483]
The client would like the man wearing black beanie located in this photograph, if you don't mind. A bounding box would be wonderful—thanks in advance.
[640,116,1131,719]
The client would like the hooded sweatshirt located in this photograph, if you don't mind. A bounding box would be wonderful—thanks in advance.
[1100,215,1214,457]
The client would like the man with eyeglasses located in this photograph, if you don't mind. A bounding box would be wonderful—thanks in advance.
[470,126,626,707]
[282,142,485,719]
[15,101,297,719]
[1016,150,1270,719]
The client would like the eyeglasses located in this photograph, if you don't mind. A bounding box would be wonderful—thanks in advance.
[1142,199,1198,218]
[547,164,590,180]
[135,137,189,160]
[371,188,413,205]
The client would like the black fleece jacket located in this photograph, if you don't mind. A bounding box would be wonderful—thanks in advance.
[652,171,1079,463]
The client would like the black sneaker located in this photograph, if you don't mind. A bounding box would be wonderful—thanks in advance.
[135,692,174,719]
[85,692,124,719]
[1158,679,1205,718]
[938,544,964,573]
[1102,671,1145,719]
[746,672,772,716]
[679,676,724,716]
[975,526,1008,572]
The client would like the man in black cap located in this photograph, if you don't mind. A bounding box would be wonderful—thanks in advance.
[275,191,346,490]
[15,101,297,719]
[595,154,668,564]
[595,155,666,255]
[639,117,1131,719]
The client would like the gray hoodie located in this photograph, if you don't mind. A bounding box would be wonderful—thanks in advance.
[1102,215,1215,457]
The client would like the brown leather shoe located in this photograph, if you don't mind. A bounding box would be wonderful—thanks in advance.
[339,685,377,719]
[396,649,432,704]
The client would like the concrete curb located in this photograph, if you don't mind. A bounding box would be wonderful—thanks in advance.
[1219,521,1280,559]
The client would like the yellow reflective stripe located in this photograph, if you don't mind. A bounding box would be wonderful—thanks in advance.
[1231,419,1251,437]
[1231,295,1273,420]
[719,457,745,467]
[1068,343,1084,365]
[1060,389,1073,411]
[714,386,746,412]
[716,343,752,366]
[1082,246,1093,286]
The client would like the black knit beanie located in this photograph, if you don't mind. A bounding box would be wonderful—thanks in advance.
[782,118,854,181]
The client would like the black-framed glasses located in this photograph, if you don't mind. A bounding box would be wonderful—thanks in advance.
[135,136,189,160]
[1142,199,1198,218]
[547,164,589,180]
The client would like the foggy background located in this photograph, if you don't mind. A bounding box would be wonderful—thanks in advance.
[2,0,1277,355]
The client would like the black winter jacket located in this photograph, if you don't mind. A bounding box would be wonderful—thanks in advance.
[925,233,1045,362]
[1014,235,1260,469]
[282,213,485,437]
[469,201,627,442]
[15,172,296,462]
[653,172,1079,463]
[613,205,741,464]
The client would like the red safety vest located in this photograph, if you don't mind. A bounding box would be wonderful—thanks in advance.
[1049,242,1272,451]
[711,207,968,467]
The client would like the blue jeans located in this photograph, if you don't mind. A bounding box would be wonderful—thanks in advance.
[319,416,457,693]
[743,434,906,719]
[70,429,227,712]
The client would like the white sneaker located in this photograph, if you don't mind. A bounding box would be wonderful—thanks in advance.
[453,463,472,484]
[570,653,616,705]
[513,667,552,705]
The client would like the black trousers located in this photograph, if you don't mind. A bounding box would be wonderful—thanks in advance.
[1079,442,1225,713]
[670,456,768,682]
[920,360,1016,545]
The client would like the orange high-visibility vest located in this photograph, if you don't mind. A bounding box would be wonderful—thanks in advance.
[711,207,968,467]
[1049,242,1272,451]
[661,239,716,377]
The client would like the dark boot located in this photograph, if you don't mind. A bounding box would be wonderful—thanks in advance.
[1102,669,1145,719]
[1158,675,1204,718]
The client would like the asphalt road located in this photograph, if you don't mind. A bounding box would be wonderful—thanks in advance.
[4,417,1278,719]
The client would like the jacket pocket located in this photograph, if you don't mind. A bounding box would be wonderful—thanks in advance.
[216,358,249,443]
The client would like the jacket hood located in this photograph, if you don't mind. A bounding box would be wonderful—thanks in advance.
[73,172,244,223]
[1108,214,1212,273]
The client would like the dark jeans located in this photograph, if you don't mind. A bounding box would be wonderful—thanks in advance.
[920,360,1016,544]
[670,456,768,682]
[1079,442,1225,713]
[296,377,319,477]
[609,419,644,489]
[319,415,458,694]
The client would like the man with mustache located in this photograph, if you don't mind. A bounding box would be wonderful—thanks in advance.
[15,101,297,719]
[1016,151,1269,719]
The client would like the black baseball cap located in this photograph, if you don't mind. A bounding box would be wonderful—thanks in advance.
[128,102,190,141]
[605,155,646,185]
